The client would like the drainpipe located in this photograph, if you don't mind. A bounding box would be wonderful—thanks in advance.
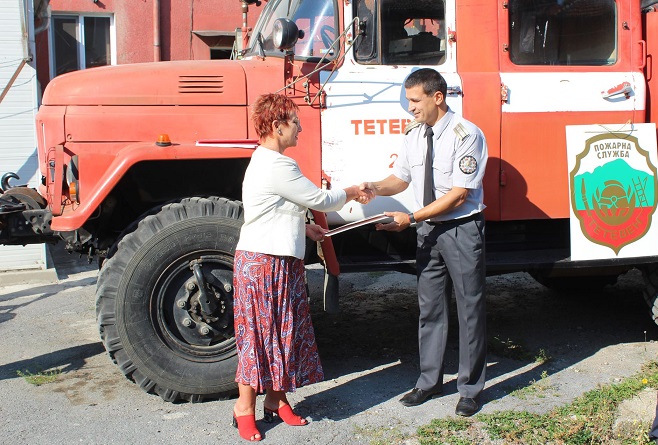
[153,0,161,61]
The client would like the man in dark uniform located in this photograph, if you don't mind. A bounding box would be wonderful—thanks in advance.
[360,68,488,416]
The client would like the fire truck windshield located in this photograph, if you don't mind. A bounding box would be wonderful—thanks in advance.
[247,0,337,60]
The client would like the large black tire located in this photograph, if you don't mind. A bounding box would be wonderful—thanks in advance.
[640,263,658,325]
[96,197,243,402]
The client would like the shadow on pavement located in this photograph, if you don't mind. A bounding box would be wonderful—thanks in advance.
[0,342,105,381]
[298,268,658,420]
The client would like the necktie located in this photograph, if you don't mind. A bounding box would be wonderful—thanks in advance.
[423,126,435,207]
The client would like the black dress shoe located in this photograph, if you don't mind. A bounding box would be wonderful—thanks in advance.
[455,397,479,417]
[399,387,442,407]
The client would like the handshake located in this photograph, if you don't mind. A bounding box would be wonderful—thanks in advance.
[344,181,413,232]
[346,182,376,205]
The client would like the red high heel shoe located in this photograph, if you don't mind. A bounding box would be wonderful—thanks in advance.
[232,413,262,441]
[263,404,308,426]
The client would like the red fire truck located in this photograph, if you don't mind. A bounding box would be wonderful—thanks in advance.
[1,0,657,402]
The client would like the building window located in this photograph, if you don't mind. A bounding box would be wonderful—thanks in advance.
[51,14,114,78]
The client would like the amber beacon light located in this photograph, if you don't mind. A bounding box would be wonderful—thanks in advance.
[156,134,172,147]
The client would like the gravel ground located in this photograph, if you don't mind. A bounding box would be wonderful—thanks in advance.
[0,246,657,444]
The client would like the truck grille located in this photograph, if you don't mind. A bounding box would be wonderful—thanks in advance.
[178,75,224,94]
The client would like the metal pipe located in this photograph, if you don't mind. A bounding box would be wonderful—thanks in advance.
[241,1,250,54]
[153,0,161,61]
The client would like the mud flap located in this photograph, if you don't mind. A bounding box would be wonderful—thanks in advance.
[323,270,340,314]
[311,209,341,314]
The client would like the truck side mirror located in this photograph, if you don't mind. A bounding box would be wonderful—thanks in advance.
[272,18,304,51]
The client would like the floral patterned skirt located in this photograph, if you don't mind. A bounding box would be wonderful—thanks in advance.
[233,250,324,393]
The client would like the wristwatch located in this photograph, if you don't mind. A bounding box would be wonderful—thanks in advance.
[407,212,417,227]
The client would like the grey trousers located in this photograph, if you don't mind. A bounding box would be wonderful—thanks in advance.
[414,213,487,399]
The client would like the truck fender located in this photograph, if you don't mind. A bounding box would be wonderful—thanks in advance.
[51,141,256,231]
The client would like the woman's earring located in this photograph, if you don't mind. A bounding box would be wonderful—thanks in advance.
[277,129,283,135]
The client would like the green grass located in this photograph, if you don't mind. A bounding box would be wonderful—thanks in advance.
[508,370,557,400]
[535,348,552,364]
[16,368,61,386]
[488,337,552,365]
[417,417,471,445]
[357,424,407,445]
[488,336,535,361]
[408,360,658,445]
[367,271,387,278]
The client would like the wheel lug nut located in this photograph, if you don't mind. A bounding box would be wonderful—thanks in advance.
[224,283,233,293]
[182,318,192,327]
[186,282,196,291]
[200,325,210,335]
[177,300,187,308]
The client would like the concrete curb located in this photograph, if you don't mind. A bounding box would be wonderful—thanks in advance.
[0,267,58,286]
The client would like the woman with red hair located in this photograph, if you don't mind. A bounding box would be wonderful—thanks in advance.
[231,93,367,441]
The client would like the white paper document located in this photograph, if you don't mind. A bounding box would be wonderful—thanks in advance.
[324,214,391,237]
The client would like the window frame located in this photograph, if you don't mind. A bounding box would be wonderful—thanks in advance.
[352,0,447,66]
[499,0,631,73]
[507,0,617,67]
[48,13,117,80]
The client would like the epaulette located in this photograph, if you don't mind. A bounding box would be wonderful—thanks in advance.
[453,123,470,141]
[404,120,422,135]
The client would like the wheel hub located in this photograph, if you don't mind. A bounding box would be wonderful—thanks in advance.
[155,253,234,354]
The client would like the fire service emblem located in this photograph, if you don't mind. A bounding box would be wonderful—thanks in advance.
[570,133,657,255]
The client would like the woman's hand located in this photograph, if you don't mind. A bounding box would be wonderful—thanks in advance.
[358,182,376,204]
[305,224,328,242]
[343,185,374,204]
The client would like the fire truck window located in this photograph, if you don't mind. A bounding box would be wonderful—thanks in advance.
[354,0,446,65]
[253,0,337,60]
[509,0,617,66]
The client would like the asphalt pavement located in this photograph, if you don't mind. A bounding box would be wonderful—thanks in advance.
[0,246,657,444]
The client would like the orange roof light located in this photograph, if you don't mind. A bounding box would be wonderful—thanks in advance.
[156,134,172,147]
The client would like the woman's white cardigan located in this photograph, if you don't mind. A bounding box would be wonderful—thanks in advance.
[236,146,347,259]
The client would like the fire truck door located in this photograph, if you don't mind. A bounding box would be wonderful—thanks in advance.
[320,0,460,225]
[499,0,644,220]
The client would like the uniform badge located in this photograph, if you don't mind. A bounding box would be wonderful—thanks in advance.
[454,123,470,141]
[459,156,477,174]
[404,120,422,135]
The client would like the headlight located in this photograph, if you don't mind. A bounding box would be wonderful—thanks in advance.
[272,18,301,51]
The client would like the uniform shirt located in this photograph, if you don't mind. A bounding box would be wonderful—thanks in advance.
[392,108,488,222]
[237,146,347,259]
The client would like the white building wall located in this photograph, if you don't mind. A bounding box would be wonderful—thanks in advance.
[0,0,48,271]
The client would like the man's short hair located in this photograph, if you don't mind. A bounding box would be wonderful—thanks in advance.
[404,68,447,98]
